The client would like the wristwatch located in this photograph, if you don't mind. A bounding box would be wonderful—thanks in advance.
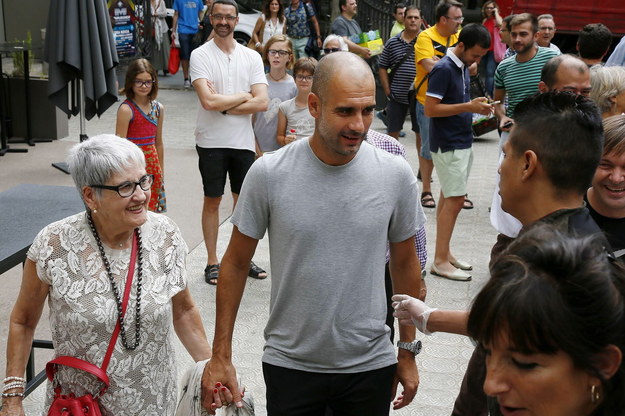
[397,340,422,355]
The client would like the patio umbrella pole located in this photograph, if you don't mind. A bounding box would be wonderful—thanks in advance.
[52,80,88,174]
[79,78,88,142]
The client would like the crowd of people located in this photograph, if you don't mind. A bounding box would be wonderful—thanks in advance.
[3,0,625,415]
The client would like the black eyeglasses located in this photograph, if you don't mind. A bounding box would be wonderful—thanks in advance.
[133,79,154,88]
[295,74,313,81]
[267,49,290,57]
[323,47,341,54]
[90,175,153,197]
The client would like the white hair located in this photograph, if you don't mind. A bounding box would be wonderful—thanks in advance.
[322,35,349,55]
[67,134,146,198]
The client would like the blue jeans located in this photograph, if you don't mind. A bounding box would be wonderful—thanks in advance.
[415,101,432,160]
[483,50,496,97]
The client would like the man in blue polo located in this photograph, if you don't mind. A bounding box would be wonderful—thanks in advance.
[424,23,493,281]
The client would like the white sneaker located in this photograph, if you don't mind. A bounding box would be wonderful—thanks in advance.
[184,79,191,89]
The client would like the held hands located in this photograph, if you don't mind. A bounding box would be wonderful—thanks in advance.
[201,357,243,415]
[392,294,437,335]
[471,97,494,116]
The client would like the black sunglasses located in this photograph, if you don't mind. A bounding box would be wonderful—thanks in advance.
[323,47,341,54]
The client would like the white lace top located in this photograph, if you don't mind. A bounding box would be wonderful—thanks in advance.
[28,212,188,416]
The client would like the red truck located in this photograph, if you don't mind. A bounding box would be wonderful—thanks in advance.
[496,0,624,51]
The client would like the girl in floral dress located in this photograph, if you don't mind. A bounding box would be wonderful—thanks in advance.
[116,58,167,212]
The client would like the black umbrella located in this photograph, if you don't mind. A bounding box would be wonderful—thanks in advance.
[45,0,119,172]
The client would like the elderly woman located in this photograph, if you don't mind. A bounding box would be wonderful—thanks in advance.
[468,225,625,416]
[590,65,625,118]
[0,135,214,415]
[321,34,348,56]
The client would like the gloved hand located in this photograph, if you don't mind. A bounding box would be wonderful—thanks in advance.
[392,294,438,335]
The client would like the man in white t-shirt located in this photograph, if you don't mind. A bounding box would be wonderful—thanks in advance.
[190,0,268,285]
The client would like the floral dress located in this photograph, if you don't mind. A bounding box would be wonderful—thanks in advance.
[123,99,167,212]
[28,212,187,416]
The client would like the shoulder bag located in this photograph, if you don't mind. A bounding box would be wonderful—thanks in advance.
[46,233,138,416]
[247,15,266,53]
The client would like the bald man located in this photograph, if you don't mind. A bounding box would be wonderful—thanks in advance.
[201,52,423,415]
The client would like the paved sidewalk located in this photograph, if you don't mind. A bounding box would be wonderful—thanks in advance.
[1,78,501,414]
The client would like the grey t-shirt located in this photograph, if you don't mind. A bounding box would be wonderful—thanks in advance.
[331,15,362,37]
[231,138,419,373]
[278,97,315,142]
[254,76,297,152]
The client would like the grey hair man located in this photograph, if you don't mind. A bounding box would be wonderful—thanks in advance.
[536,13,560,52]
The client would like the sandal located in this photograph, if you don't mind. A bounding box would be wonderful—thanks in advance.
[249,261,267,280]
[462,195,474,210]
[205,264,220,285]
[421,192,436,208]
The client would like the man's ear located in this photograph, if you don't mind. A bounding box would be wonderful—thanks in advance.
[520,150,538,181]
[538,81,549,93]
[308,93,321,119]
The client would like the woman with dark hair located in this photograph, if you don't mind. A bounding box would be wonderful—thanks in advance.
[250,0,286,54]
[468,225,625,416]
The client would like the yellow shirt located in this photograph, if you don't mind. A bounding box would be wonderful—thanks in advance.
[414,26,459,104]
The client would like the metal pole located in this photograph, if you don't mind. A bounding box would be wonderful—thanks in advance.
[79,78,87,142]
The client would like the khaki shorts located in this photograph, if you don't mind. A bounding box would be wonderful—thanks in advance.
[431,147,473,198]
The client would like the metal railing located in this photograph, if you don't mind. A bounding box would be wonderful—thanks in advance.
[355,0,439,42]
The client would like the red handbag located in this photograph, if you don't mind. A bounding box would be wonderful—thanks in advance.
[168,45,180,75]
[46,234,138,416]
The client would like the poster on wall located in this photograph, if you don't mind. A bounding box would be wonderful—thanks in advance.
[108,0,136,58]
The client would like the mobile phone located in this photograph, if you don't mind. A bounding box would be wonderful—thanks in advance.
[503,121,514,129]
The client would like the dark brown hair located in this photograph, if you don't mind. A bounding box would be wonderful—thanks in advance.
[262,0,284,23]
[468,224,625,414]
[122,58,158,100]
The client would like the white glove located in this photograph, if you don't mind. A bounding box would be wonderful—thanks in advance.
[392,294,438,335]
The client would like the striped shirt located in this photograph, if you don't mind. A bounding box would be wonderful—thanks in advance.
[379,32,417,105]
[494,46,559,117]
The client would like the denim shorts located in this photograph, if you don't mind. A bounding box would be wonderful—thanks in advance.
[178,32,195,60]
[415,101,431,160]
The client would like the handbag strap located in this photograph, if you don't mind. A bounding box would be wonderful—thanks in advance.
[388,35,417,84]
[46,231,139,388]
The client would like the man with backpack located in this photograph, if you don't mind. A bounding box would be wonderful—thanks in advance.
[378,6,422,141]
